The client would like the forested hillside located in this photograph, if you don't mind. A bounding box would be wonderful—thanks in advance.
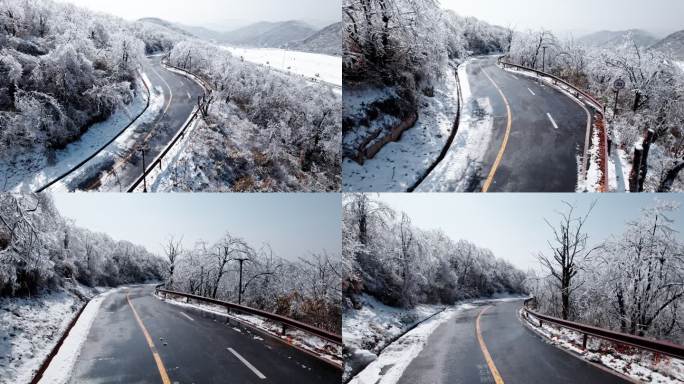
[0,0,190,190]
[155,40,341,192]
[343,194,526,309]
[0,194,164,296]
[165,234,341,333]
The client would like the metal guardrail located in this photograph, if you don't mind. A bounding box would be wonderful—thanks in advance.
[522,299,684,360]
[155,287,342,345]
[497,57,610,191]
[497,57,605,113]
[126,60,211,192]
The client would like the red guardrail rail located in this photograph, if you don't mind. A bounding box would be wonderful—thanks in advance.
[522,299,684,360]
[155,287,342,345]
[497,56,609,191]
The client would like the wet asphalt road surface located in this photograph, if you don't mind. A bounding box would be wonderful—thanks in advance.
[67,285,340,384]
[422,56,592,192]
[397,300,627,384]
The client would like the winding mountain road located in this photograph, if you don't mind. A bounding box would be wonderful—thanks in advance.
[396,300,627,384]
[419,56,593,192]
[62,285,339,384]
[39,54,204,193]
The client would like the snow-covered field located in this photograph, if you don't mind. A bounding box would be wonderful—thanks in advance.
[523,310,684,383]
[221,46,341,87]
[159,294,342,366]
[0,78,150,192]
[343,63,461,191]
[0,285,113,384]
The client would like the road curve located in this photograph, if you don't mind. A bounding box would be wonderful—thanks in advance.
[66,285,339,384]
[43,55,204,192]
[397,300,627,384]
[421,56,591,192]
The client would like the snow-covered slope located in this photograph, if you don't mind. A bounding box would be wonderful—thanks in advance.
[289,22,342,56]
[652,30,684,60]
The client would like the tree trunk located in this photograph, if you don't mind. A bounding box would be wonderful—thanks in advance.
[657,161,684,192]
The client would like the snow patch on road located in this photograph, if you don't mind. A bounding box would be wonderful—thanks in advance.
[417,61,494,192]
[343,63,461,191]
[38,288,119,384]
[348,305,462,384]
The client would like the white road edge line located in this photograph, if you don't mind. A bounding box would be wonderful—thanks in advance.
[547,113,559,129]
[527,87,536,96]
[510,74,519,80]
[180,312,194,321]
[228,348,267,379]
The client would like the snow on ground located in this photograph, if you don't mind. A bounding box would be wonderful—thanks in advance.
[0,285,112,384]
[158,294,341,366]
[576,127,602,192]
[417,61,496,192]
[221,46,341,87]
[523,310,684,383]
[1,78,150,192]
[343,63,461,192]
[343,294,448,381]
[38,288,120,384]
[347,301,467,384]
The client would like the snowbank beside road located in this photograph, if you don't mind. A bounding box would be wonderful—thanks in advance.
[38,288,120,384]
[0,286,113,384]
[347,302,466,384]
[343,294,448,381]
[523,310,684,384]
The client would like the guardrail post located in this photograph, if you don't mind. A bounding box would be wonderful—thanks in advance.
[186,296,190,304]
[281,324,287,336]
[582,334,588,350]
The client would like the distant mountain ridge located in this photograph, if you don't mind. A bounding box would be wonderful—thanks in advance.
[288,22,342,56]
[224,20,317,47]
[579,29,659,48]
[651,30,684,60]
[137,18,341,56]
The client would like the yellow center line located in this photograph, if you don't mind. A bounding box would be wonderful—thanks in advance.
[126,291,171,384]
[476,305,505,384]
[481,66,513,192]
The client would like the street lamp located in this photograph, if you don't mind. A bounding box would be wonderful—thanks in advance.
[227,246,252,305]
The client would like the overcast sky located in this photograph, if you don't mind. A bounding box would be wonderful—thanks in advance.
[53,194,341,261]
[55,0,341,29]
[376,193,684,272]
[440,0,684,37]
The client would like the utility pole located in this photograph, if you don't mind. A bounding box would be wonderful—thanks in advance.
[137,145,148,193]
[234,257,249,305]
